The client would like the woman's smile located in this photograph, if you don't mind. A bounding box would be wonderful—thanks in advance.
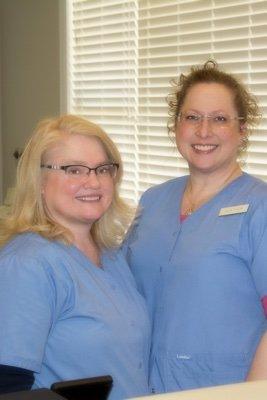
[75,194,101,202]
[191,144,218,153]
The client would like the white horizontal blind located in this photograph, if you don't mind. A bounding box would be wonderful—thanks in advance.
[67,0,139,202]
[67,0,267,203]
[138,1,183,195]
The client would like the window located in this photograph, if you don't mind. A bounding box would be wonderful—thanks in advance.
[66,0,267,204]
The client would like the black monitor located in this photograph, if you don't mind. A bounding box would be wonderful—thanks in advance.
[51,375,113,400]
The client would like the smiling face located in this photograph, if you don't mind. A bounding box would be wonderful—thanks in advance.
[41,134,114,235]
[176,82,244,177]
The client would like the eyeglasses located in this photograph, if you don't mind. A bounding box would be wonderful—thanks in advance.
[178,112,244,131]
[41,163,119,179]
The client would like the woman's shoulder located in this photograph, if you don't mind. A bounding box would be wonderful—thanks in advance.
[1,232,42,251]
[241,173,267,201]
[231,174,267,234]
[0,233,75,317]
[0,232,54,257]
[0,232,76,292]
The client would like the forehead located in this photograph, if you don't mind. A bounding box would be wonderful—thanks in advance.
[183,82,236,112]
[43,133,108,162]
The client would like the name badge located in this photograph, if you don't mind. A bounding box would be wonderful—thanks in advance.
[219,204,249,216]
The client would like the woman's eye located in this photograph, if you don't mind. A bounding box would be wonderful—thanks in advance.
[186,114,199,121]
[67,167,82,175]
[98,166,109,174]
[214,115,227,123]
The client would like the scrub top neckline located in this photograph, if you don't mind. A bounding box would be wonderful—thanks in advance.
[65,242,110,273]
[179,171,247,220]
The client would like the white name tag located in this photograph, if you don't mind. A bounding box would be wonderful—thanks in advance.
[219,204,249,216]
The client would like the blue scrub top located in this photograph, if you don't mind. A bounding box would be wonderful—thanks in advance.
[125,173,267,393]
[0,232,151,400]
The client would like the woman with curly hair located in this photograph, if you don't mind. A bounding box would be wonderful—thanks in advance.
[124,61,267,392]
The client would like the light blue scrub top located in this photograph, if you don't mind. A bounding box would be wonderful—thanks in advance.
[0,232,151,400]
[125,173,267,393]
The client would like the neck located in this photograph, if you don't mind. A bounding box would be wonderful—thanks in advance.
[183,164,242,216]
[188,163,242,191]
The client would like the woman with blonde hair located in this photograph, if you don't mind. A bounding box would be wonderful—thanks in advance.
[0,114,150,399]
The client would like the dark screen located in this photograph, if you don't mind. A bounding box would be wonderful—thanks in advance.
[51,375,113,400]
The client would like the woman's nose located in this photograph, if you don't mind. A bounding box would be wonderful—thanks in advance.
[195,116,212,138]
[82,171,101,188]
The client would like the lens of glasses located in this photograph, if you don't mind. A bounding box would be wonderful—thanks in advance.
[65,165,89,176]
[96,164,118,178]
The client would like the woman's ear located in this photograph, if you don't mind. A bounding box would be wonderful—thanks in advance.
[240,123,247,133]
[238,124,248,153]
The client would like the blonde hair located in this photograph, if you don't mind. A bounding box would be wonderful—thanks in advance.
[0,114,134,249]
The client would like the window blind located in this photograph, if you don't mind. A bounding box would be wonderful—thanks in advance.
[67,0,267,204]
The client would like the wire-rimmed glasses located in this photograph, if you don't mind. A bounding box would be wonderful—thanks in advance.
[177,112,244,132]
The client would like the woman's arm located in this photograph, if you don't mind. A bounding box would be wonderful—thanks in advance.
[0,240,56,391]
[246,331,267,381]
[0,365,34,394]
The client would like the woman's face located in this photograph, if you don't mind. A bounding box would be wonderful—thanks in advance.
[176,82,244,176]
[41,134,115,235]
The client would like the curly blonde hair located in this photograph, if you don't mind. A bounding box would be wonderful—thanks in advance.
[0,114,134,249]
[167,60,261,154]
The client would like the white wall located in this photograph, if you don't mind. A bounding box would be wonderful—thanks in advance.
[0,0,61,200]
